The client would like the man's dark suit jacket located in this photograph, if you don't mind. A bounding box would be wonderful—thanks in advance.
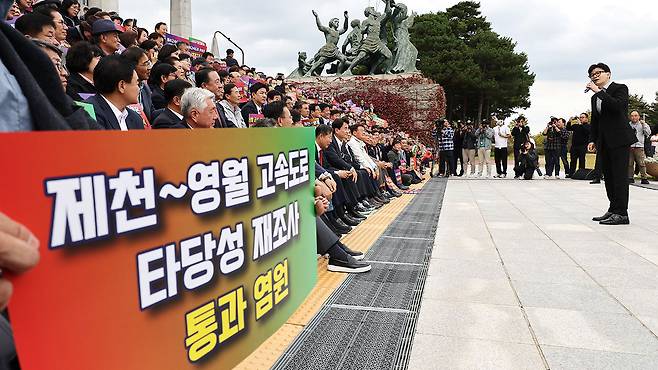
[140,83,154,123]
[0,20,100,130]
[215,102,236,128]
[589,82,637,148]
[150,84,166,110]
[240,100,261,124]
[324,136,355,171]
[87,95,145,130]
[66,73,96,102]
[152,108,186,129]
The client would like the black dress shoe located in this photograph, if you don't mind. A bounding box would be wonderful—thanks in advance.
[327,255,371,273]
[355,204,373,214]
[641,179,650,185]
[599,214,630,225]
[340,215,360,227]
[592,212,613,222]
[348,209,367,220]
[373,194,387,202]
[367,198,383,208]
[338,243,364,261]
[590,178,601,184]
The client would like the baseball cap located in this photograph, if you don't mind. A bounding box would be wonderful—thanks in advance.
[92,19,124,36]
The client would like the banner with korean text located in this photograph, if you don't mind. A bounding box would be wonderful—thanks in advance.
[0,129,317,370]
[165,33,208,59]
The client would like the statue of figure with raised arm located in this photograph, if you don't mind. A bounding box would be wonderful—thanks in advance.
[304,10,350,77]
[342,19,363,57]
[343,0,394,75]
[389,2,418,73]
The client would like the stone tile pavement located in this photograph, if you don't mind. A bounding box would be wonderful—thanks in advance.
[409,178,658,370]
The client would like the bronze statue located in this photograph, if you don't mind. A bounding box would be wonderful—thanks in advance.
[287,52,314,78]
[342,0,394,75]
[292,1,419,76]
[304,10,350,77]
[389,2,418,73]
[342,19,363,57]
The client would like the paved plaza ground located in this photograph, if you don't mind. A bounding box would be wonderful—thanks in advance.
[410,178,658,369]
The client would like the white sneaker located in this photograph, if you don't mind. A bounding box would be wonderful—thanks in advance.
[555,175,561,180]
[544,175,551,179]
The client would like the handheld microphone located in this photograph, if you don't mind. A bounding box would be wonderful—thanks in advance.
[584,87,591,93]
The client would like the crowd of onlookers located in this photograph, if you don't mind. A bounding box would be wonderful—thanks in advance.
[431,112,658,183]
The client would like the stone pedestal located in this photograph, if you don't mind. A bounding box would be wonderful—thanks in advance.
[290,73,446,143]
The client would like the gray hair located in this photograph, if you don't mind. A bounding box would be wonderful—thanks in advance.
[181,87,214,118]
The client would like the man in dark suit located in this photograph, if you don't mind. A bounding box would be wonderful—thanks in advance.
[325,118,377,214]
[195,67,233,128]
[88,55,144,130]
[180,87,220,129]
[241,82,267,125]
[587,63,637,225]
[122,46,154,123]
[152,79,192,129]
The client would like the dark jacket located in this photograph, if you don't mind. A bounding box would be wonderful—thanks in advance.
[66,73,96,101]
[589,82,637,148]
[87,94,145,130]
[461,128,477,150]
[511,126,530,148]
[324,136,355,171]
[0,21,100,130]
[214,102,236,128]
[149,84,166,110]
[240,100,261,124]
[139,83,155,123]
[567,121,591,147]
[152,108,186,129]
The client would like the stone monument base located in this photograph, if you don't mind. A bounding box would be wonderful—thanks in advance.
[289,73,446,143]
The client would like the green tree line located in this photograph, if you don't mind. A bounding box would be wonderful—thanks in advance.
[410,1,535,123]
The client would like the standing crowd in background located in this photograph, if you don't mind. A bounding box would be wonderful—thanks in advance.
[429,112,658,183]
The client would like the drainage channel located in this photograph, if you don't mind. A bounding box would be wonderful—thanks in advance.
[272,179,447,370]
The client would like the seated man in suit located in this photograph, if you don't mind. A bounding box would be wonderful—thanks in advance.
[122,46,154,123]
[324,118,375,216]
[241,82,268,125]
[195,67,232,128]
[152,79,192,129]
[180,87,219,129]
[263,100,293,128]
[87,54,144,130]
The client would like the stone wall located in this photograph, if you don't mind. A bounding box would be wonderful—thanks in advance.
[289,73,446,144]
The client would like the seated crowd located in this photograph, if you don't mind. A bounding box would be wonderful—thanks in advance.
[0,3,436,345]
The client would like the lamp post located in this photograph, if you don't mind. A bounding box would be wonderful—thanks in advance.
[211,30,245,65]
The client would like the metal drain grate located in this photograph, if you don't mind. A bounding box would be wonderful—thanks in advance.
[272,179,447,370]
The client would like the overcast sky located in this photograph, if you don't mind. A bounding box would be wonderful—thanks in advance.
[120,0,658,133]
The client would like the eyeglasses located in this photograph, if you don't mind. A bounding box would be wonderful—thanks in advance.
[589,70,607,79]
[140,60,153,68]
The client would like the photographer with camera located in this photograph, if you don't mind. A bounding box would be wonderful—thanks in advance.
[475,120,495,177]
[438,119,455,178]
[511,116,531,168]
[567,113,591,175]
[542,117,568,179]
[459,121,478,177]
[514,141,540,180]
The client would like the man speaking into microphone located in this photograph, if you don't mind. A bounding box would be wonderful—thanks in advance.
[586,63,637,225]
